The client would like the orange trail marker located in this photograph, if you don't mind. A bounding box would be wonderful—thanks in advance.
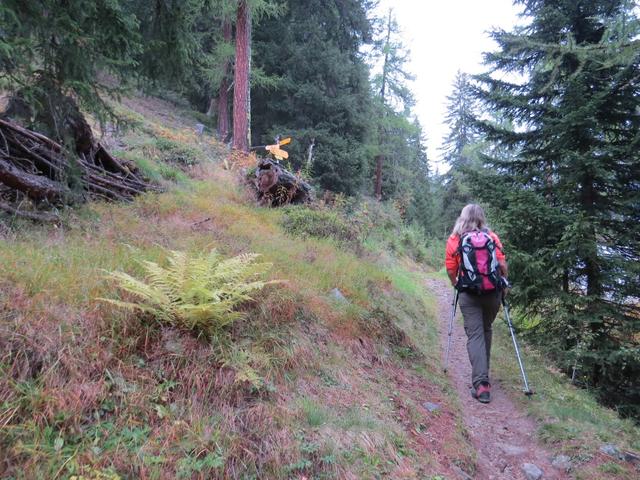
[263,137,292,160]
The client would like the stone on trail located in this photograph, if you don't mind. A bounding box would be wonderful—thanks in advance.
[622,450,640,465]
[329,288,348,303]
[452,465,473,480]
[600,444,640,464]
[521,463,543,480]
[422,401,440,412]
[498,443,527,456]
[551,454,572,472]
[600,443,621,458]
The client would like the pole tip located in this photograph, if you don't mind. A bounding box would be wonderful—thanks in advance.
[524,390,534,397]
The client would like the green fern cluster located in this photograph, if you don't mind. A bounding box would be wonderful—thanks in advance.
[100,249,273,337]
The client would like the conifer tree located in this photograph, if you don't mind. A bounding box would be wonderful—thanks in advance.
[367,9,433,221]
[371,9,416,200]
[441,71,478,169]
[437,71,480,235]
[473,0,640,417]
[0,0,140,136]
[128,0,205,90]
[251,0,375,194]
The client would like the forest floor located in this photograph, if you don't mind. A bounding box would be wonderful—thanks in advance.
[1,92,638,479]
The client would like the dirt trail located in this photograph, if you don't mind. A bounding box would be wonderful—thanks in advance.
[425,278,569,480]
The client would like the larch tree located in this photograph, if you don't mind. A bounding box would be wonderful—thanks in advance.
[214,18,234,141]
[371,9,415,200]
[441,71,478,169]
[473,0,640,417]
[231,0,281,152]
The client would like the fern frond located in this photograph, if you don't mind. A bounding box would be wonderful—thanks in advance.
[164,250,190,296]
[213,254,262,283]
[106,271,172,307]
[99,248,274,338]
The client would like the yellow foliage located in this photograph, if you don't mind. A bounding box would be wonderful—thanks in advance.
[226,150,258,170]
[70,468,122,480]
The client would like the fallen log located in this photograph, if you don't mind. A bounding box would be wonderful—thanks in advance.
[0,157,70,202]
[251,158,312,206]
[0,116,153,217]
[0,201,60,223]
[0,118,63,152]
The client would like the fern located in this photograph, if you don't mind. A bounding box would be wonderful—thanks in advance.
[100,249,273,337]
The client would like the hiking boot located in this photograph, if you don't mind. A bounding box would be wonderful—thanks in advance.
[472,382,491,403]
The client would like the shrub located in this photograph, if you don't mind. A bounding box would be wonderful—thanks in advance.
[100,249,273,338]
[155,137,201,166]
[422,236,444,269]
[281,207,359,244]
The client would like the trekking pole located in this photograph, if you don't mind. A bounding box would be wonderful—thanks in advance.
[501,296,533,396]
[443,288,459,373]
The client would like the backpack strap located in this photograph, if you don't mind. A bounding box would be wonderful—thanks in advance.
[486,229,504,254]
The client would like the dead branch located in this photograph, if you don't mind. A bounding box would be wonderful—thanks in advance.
[0,116,152,218]
[0,201,60,223]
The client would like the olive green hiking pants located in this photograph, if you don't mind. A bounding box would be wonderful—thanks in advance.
[459,290,501,389]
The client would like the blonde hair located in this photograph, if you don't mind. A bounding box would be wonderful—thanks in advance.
[452,204,488,236]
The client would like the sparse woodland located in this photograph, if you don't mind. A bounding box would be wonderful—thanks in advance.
[0,0,638,478]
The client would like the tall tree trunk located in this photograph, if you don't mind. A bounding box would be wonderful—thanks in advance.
[232,0,251,152]
[215,18,233,141]
[581,173,603,386]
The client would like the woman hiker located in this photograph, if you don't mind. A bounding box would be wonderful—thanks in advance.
[445,204,508,403]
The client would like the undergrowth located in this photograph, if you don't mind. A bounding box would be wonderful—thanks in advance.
[281,199,443,269]
[489,309,640,479]
[101,248,273,339]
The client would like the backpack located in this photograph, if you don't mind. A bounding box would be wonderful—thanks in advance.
[456,229,500,293]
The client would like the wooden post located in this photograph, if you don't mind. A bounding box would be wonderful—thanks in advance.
[306,138,315,167]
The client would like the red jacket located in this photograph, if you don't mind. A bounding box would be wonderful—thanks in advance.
[445,230,506,279]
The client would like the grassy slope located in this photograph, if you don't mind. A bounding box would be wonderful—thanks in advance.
[490,318,640,480]
[0,94,637,480]
[0,96,473,480]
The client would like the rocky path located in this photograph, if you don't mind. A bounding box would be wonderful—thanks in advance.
[425,278,571,480]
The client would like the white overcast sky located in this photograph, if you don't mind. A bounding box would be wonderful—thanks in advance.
[375,0,524,172]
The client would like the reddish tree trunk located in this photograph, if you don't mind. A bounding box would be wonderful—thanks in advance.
[232,0,251,152]
[216,18,233,141]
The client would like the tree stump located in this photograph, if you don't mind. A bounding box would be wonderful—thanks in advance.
[251,158,312,206]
